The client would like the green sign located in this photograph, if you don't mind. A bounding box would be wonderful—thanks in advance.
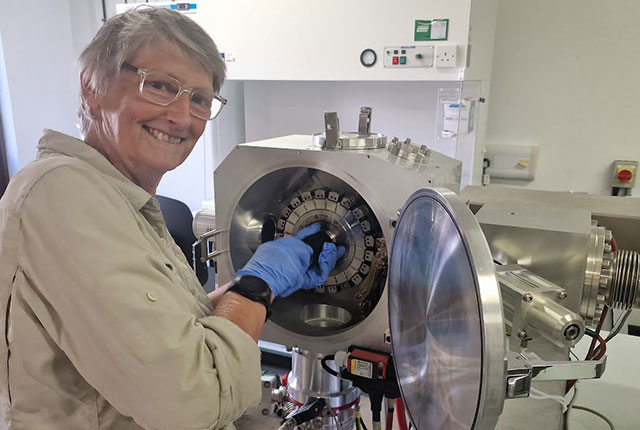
[414,19,449,41]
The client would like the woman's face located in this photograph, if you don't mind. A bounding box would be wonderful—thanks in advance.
[87,41,213,192]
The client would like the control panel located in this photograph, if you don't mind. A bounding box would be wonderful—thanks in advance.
[383,46,434,68]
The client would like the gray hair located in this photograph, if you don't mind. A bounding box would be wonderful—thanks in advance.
[78,7,226,134]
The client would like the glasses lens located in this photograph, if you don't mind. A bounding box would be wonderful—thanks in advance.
[141,72,180,105]
[190,90,216,119]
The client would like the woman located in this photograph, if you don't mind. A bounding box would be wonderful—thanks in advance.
[0,8,342,430]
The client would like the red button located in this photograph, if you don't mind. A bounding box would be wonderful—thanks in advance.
[392,57,399,65]
[617,169,633,183]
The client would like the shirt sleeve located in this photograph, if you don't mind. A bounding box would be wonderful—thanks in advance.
[17,165,261,430]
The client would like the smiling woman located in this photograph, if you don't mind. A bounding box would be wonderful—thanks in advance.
[0,7,343,430]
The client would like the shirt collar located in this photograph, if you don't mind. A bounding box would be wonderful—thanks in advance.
[37,129,153,211]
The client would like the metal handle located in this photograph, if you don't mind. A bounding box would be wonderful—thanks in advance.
[323,112,341,150]
[358,106,372,135]
[191,229,228,273]
[505,350,606,398]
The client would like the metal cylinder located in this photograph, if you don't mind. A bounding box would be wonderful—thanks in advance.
[287,348,359,430]
[524,296,585,348]
[192,208,216,237]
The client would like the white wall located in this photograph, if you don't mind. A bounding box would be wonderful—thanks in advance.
[0,0,86,173]
[485,0,640,195]
[241,80,463,157]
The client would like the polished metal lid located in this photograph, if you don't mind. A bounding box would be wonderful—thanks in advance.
[388,188,506,430]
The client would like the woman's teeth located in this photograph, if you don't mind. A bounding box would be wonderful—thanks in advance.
[144,126,183,144]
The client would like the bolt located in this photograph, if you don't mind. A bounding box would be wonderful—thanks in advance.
[378,361,385,369]
[564,324,580,341]
[517,330,528,340]
[557,290,568,300]
[522,293,534,303]
[263,381,271,389]
[261,408,270,416]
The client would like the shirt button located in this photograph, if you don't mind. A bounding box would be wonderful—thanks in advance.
[146,292,157,302]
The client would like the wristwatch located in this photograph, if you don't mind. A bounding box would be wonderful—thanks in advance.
[226,275,273,320]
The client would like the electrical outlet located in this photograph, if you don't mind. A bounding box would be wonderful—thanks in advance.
[435,45,457,68]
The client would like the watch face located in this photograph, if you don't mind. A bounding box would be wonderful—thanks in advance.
[360,49,377,67]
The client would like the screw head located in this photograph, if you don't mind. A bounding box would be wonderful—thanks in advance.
[517,330,528,340]
[378,361,385,369]
[557,290,568,300]
[522,293,534,303]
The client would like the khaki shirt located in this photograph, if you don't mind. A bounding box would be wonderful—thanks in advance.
[0,130,261,429]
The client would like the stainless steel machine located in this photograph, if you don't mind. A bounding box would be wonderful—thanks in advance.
[196,109,640,430]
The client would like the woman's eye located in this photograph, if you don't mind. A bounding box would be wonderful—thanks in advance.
[192,93,212,107]
[149,81,168,91]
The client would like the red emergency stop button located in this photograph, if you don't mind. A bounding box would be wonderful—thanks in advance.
[617,169,633,183]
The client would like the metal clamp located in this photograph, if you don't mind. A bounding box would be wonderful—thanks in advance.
[505,350,606,398]
[194,229,228,266]
[358,106,372,135]
[323,112,341,150]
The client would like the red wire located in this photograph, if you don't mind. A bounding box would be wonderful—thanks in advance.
[611,236,619,252]
[385,406,394,430]
[587,334,607,360]
[395,398,409,430]
[566,305,609,393]
[586,306,608,359]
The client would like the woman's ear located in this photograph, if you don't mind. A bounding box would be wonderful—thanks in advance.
[80,72,101,119]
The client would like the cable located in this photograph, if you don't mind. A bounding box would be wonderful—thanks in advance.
[385,398,394,430]
[333,412,342,430]
[571,406,616,430]
[355,408,362,430]
[606,308,633,342]
[563,386,578,430]
[586,306,608,359]
[529,387,573,413]
[395,397,409,430]
[370,391,383,430]
[360,413,369,430]
[320,355,340,377]
[567,306,608,393]
[583,329,607,360]
[611,236,618,252]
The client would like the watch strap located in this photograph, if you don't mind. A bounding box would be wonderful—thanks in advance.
[226,275,272,320]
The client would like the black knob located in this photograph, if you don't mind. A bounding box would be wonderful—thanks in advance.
[302,230,334,266]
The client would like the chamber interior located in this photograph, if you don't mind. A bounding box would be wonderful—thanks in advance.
[229,167,388,336]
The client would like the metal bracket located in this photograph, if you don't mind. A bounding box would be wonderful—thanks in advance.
[505,350,606,398]
[358,106,372,135]
[323,112,341,150]
[196,229,228,264]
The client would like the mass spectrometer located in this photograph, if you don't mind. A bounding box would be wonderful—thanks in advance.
[195,109,639,430]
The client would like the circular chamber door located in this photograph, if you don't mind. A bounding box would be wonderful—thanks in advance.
[388,188,506,430]
[229,167,388,337]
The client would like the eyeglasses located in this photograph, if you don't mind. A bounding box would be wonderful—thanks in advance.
[121,62,227,120]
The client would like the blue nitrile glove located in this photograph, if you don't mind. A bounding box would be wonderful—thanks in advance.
[302,241,346,289]
[236,223,345,298]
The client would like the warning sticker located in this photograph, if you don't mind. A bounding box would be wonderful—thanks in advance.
[415,19,449,41]
[351,359,374,379]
